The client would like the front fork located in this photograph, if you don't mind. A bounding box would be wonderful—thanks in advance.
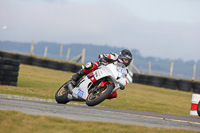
[65,81,85,101]
[67,82,74,93]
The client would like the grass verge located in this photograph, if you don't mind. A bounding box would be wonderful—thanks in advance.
[0,64,194,116]
[0,110,198,133]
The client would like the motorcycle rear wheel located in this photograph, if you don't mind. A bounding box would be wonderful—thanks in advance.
[86,83,113,106]
[55,81,71,104]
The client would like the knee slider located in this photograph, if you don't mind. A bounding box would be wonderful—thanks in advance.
[84,62,93,70]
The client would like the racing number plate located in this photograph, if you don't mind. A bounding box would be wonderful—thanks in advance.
[77,89,84,98]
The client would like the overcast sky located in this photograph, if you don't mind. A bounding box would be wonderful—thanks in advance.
[0,0,200,61]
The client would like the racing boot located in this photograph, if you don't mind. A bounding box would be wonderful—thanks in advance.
[71,69,85,85]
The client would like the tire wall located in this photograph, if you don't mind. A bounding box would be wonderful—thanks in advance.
[0,50,82,73]
[132,73,200,93]
[0,58,20,86]
[1,50,200,93]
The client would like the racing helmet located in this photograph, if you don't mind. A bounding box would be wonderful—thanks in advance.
[119,49,133,67]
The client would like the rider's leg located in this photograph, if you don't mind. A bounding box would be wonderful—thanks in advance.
[71,69,85,83]
[71,62,98,84]
[83,62,98,73]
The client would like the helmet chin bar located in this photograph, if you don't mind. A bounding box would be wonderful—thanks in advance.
[122,58,131,67]
[123,58,129,63]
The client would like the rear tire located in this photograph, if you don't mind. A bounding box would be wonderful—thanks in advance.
[55,81,71,104]
[86,83,113,106]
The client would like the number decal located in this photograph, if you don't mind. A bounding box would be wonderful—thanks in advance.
[116,66,125,78]
[77,89,84,97]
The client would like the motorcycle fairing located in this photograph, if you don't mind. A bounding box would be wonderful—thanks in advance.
[72,64,124,100]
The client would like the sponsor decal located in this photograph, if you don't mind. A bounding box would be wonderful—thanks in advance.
[95,71,98,77]
[94,70,102,78]
[116,66,125,78]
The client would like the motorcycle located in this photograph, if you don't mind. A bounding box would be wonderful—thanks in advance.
[55,63,133,106]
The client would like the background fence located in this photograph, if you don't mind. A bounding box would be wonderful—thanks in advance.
[0,50,200,93]
[0,50,81,73]
[133,73,200,93]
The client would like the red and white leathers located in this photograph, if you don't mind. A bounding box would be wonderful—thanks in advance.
[82,53,129,99]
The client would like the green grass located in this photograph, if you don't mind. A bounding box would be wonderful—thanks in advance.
[0,64,198,132]
[0,64,194,116]
[0,110,198,133]
[0,64,73,99]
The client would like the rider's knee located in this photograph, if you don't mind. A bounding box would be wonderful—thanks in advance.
[83,62,97,73]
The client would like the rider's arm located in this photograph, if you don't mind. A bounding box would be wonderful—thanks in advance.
[117,73,128,86]
[117,76,128,90]
[117,68,129,90]
[98,53,118,64]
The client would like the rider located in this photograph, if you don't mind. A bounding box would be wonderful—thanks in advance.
[70,49,133,99]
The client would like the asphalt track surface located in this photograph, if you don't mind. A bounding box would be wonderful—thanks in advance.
[0,98,200,131]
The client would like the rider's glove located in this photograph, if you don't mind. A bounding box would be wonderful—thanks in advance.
[119,82,125,90]
[100,59,107,65]
[98,54,107,65]
[98,54,104,59]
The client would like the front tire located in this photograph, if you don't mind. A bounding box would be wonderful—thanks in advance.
[86,83,114,106]
[55,81,71,104]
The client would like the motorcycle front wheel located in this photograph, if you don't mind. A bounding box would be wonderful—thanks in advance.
[86,83,114,106]
[55,81,71,104]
